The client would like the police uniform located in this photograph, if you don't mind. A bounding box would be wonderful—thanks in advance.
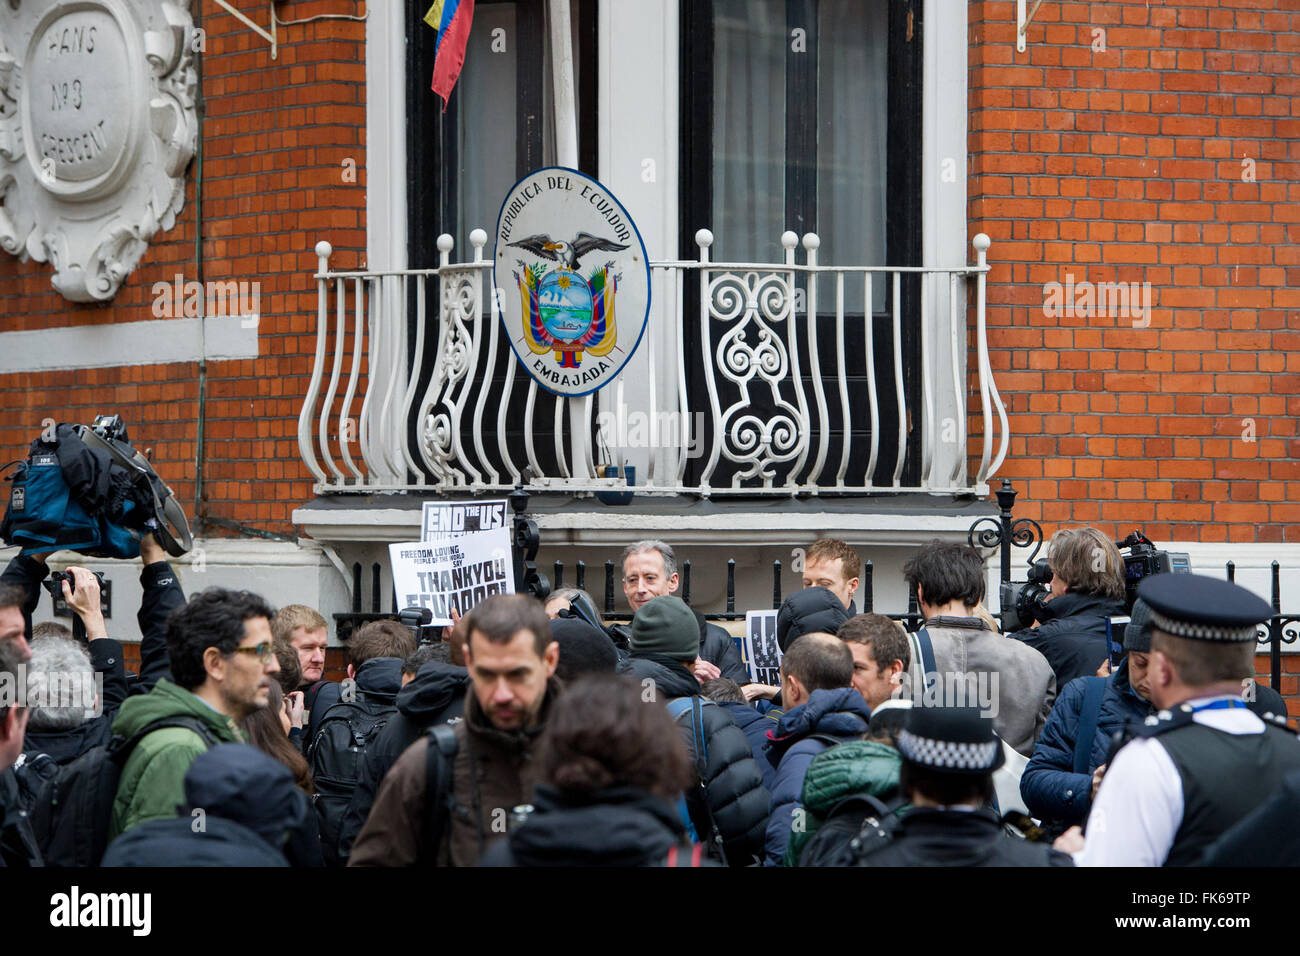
[1076,574,1300,867]
[833,707,1073,867]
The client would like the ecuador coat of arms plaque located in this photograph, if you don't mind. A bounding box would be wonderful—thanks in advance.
[494,167,651,397]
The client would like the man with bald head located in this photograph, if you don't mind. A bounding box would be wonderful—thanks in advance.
[762,632,872,865]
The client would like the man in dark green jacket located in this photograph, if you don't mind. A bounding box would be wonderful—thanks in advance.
[111,588,279,838]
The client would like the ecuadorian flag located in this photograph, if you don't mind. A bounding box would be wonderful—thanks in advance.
[424,0,475,110]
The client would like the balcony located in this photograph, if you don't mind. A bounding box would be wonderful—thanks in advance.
[296,230,1005,499]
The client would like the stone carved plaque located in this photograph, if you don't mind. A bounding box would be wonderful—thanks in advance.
[0,0,198,302]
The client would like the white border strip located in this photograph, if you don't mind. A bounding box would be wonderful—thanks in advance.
[0,316,258,373]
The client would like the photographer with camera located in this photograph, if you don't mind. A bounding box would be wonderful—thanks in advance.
[1006,528,1129,688]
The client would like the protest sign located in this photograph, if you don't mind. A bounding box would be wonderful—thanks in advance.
[743,609,782,685]
[421,499,509,541]
[389,499,515,625]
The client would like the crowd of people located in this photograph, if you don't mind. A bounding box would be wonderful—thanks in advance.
[1,528,1296,868]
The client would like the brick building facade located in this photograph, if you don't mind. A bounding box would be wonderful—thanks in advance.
[0,1,1293,696]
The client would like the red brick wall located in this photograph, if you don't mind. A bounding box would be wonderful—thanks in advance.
[968,0,1299,544]
[0,0,367,536]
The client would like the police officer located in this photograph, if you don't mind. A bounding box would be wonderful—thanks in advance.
[821,706,1074,867]
[1060,573,1300,866]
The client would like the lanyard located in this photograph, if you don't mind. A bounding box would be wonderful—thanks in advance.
[1190,698,1247,713]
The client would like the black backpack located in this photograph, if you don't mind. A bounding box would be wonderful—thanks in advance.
[307,690,398,866]
[28,715,219,867]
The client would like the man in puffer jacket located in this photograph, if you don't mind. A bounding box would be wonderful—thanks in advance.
[103,743,318,866]
[791,702,908,866]
[625,596,770,866]
[1006,527,1128,687]
[761,634,871,866]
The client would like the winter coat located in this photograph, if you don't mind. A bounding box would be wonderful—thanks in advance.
[1020,658,1153,829]
[1009,591,1127,687]
[109,678,247,838]
[626,655,770,866]
[102,743,317,867]
[762,687,872,866]
[785,739,901,866]
[821,806,1075,867]
[906,615,1056,756]
[693,609,751,685]
[0,767,41,867]
[717,701,783,792]
[348,679,560,867]
[479,784,688,867]
[336,659,469,862]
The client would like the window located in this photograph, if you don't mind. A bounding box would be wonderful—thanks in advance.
[401,1,598,483]
[406,0,597,267]
[680,0,924,488]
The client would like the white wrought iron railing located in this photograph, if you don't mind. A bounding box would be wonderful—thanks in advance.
[297,230,1007,497]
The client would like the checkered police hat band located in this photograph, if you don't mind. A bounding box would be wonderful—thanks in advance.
[1148,609,1258,643]
[897,730,1000,770]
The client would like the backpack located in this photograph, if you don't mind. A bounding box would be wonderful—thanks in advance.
[307,690,398,866]
[666,696,730,865]
[28,715,219,867]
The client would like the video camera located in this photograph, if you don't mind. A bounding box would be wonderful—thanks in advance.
[998,558,1052,633]
[998,529,1191,632]
[1114,531,1190,611]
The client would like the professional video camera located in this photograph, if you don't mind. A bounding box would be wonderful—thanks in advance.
[998,558,1052,632]
[998,529,1192,632]
[1114,530,1190,610]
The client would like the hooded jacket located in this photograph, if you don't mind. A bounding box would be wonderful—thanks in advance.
[348,678,561,867]
[761,687,872,866]
[479,784,688,867]
[1009,591,1128,687]
[336,659,470,862]
[109,678,247,839]
[787,740,902,866]
[1019,658,1155,829]
[625,654,770,866]
[905,616,1056,757]
[102,743,317,866]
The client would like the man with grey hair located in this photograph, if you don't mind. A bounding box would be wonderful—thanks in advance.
[621,539,749,684]
[20,568,128,765]
[22,633,109,763]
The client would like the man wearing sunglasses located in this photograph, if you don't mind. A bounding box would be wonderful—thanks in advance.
[110,587,279,838]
